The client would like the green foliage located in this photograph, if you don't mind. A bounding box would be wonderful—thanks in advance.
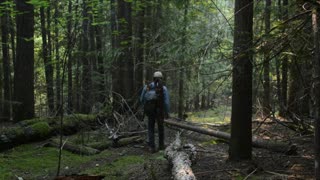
[27,0,49,8]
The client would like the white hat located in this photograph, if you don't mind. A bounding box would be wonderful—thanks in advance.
[153,71,163,78]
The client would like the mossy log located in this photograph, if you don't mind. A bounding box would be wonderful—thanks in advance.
[0,122,52,151]
[165,133,197,180]
[165,119,297,154]
[0,114,99,151]
[44,139,100,155]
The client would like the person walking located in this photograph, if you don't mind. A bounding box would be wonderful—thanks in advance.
[140,71,170,153]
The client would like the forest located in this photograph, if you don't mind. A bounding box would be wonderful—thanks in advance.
[0,0,319,179]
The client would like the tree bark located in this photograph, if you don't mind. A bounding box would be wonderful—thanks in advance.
[112,0,134,112]
[95,0,106,104]
[178,2,188,118]
[312,8,320,179]
[80,0,92,113]
[164,133,197,180]
[165,119,297,154]
[263,0,271,116]
[40,7,55,115]
[134,0,145,95]
[229,0,253,160]
[280,0,288,117]
[67,0,73,113]
[1,0,11,121]
[14,0,35,121]
[54,0,61,115]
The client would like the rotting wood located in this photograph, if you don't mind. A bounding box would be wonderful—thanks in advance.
[0,114,99,151]
[164,119,297,155]
[44,139,100,155]
[165,133,197,180]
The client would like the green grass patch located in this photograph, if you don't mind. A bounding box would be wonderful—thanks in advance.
[188,106,231,124]
[0,144,109,179]
[201,139,219,146]
[83,155,145,180]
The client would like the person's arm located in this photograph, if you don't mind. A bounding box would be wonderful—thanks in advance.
[140,85,147,104]
[163,86,170,116]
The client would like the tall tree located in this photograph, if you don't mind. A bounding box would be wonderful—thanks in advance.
[262,0,271,116]
[276,0,283,117]
[14,0,35,121]
[80,0,91,113]
[112,0,134,111]
[229,0,253,160]
[54,0,61,114]
[280,0,288,116]
[67,0,73,113]
[1,0,11,120]
[134,0,145,94]
[312,8,320,179]
[40,6,55,115]
[95,0,106,103]
[178,1,188,118]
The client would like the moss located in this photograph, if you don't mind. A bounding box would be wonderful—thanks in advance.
[201,139,218,146]
[0,144,104,179]
[5,127,24,139]
[188,107,231,124]
[30,122,52,138]
[18,117,51,127]
[83,155,145,180]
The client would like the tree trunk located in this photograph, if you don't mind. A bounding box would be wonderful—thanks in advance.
[312,8,320,179]
[54,1,61,115]
[95,0,105,104]
[263,0,271,116]
[276,0,283,116]
[0,114,99,151]
[144,0,153,80]
[178,2,188,118]
[9,9,15,68]
[280,0,288,117]
[1,0,11,121]
[165,119,297,154]
[229,0,253,160]
[112,0,134,112]
[40,7,55,115]
[80,0,91,113]
[111,0,119,110]
[67,0,73,113]
[164,133,197,180]
[14,0,35,121]
[89,10,97,107]
[134,0,145,95]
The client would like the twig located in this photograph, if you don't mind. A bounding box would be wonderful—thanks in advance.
[265,170,289,177]
[243,168,257,180]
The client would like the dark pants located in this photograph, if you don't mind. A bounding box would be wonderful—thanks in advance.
[147,112,164,149]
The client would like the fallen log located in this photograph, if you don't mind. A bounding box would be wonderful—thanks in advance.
[165,133,197,180]
[44,139,100,155]
[88,135,143,150]
[164,119,297,155]
[0,114,99,151]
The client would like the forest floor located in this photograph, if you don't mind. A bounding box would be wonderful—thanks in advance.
[0,114,315,180]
